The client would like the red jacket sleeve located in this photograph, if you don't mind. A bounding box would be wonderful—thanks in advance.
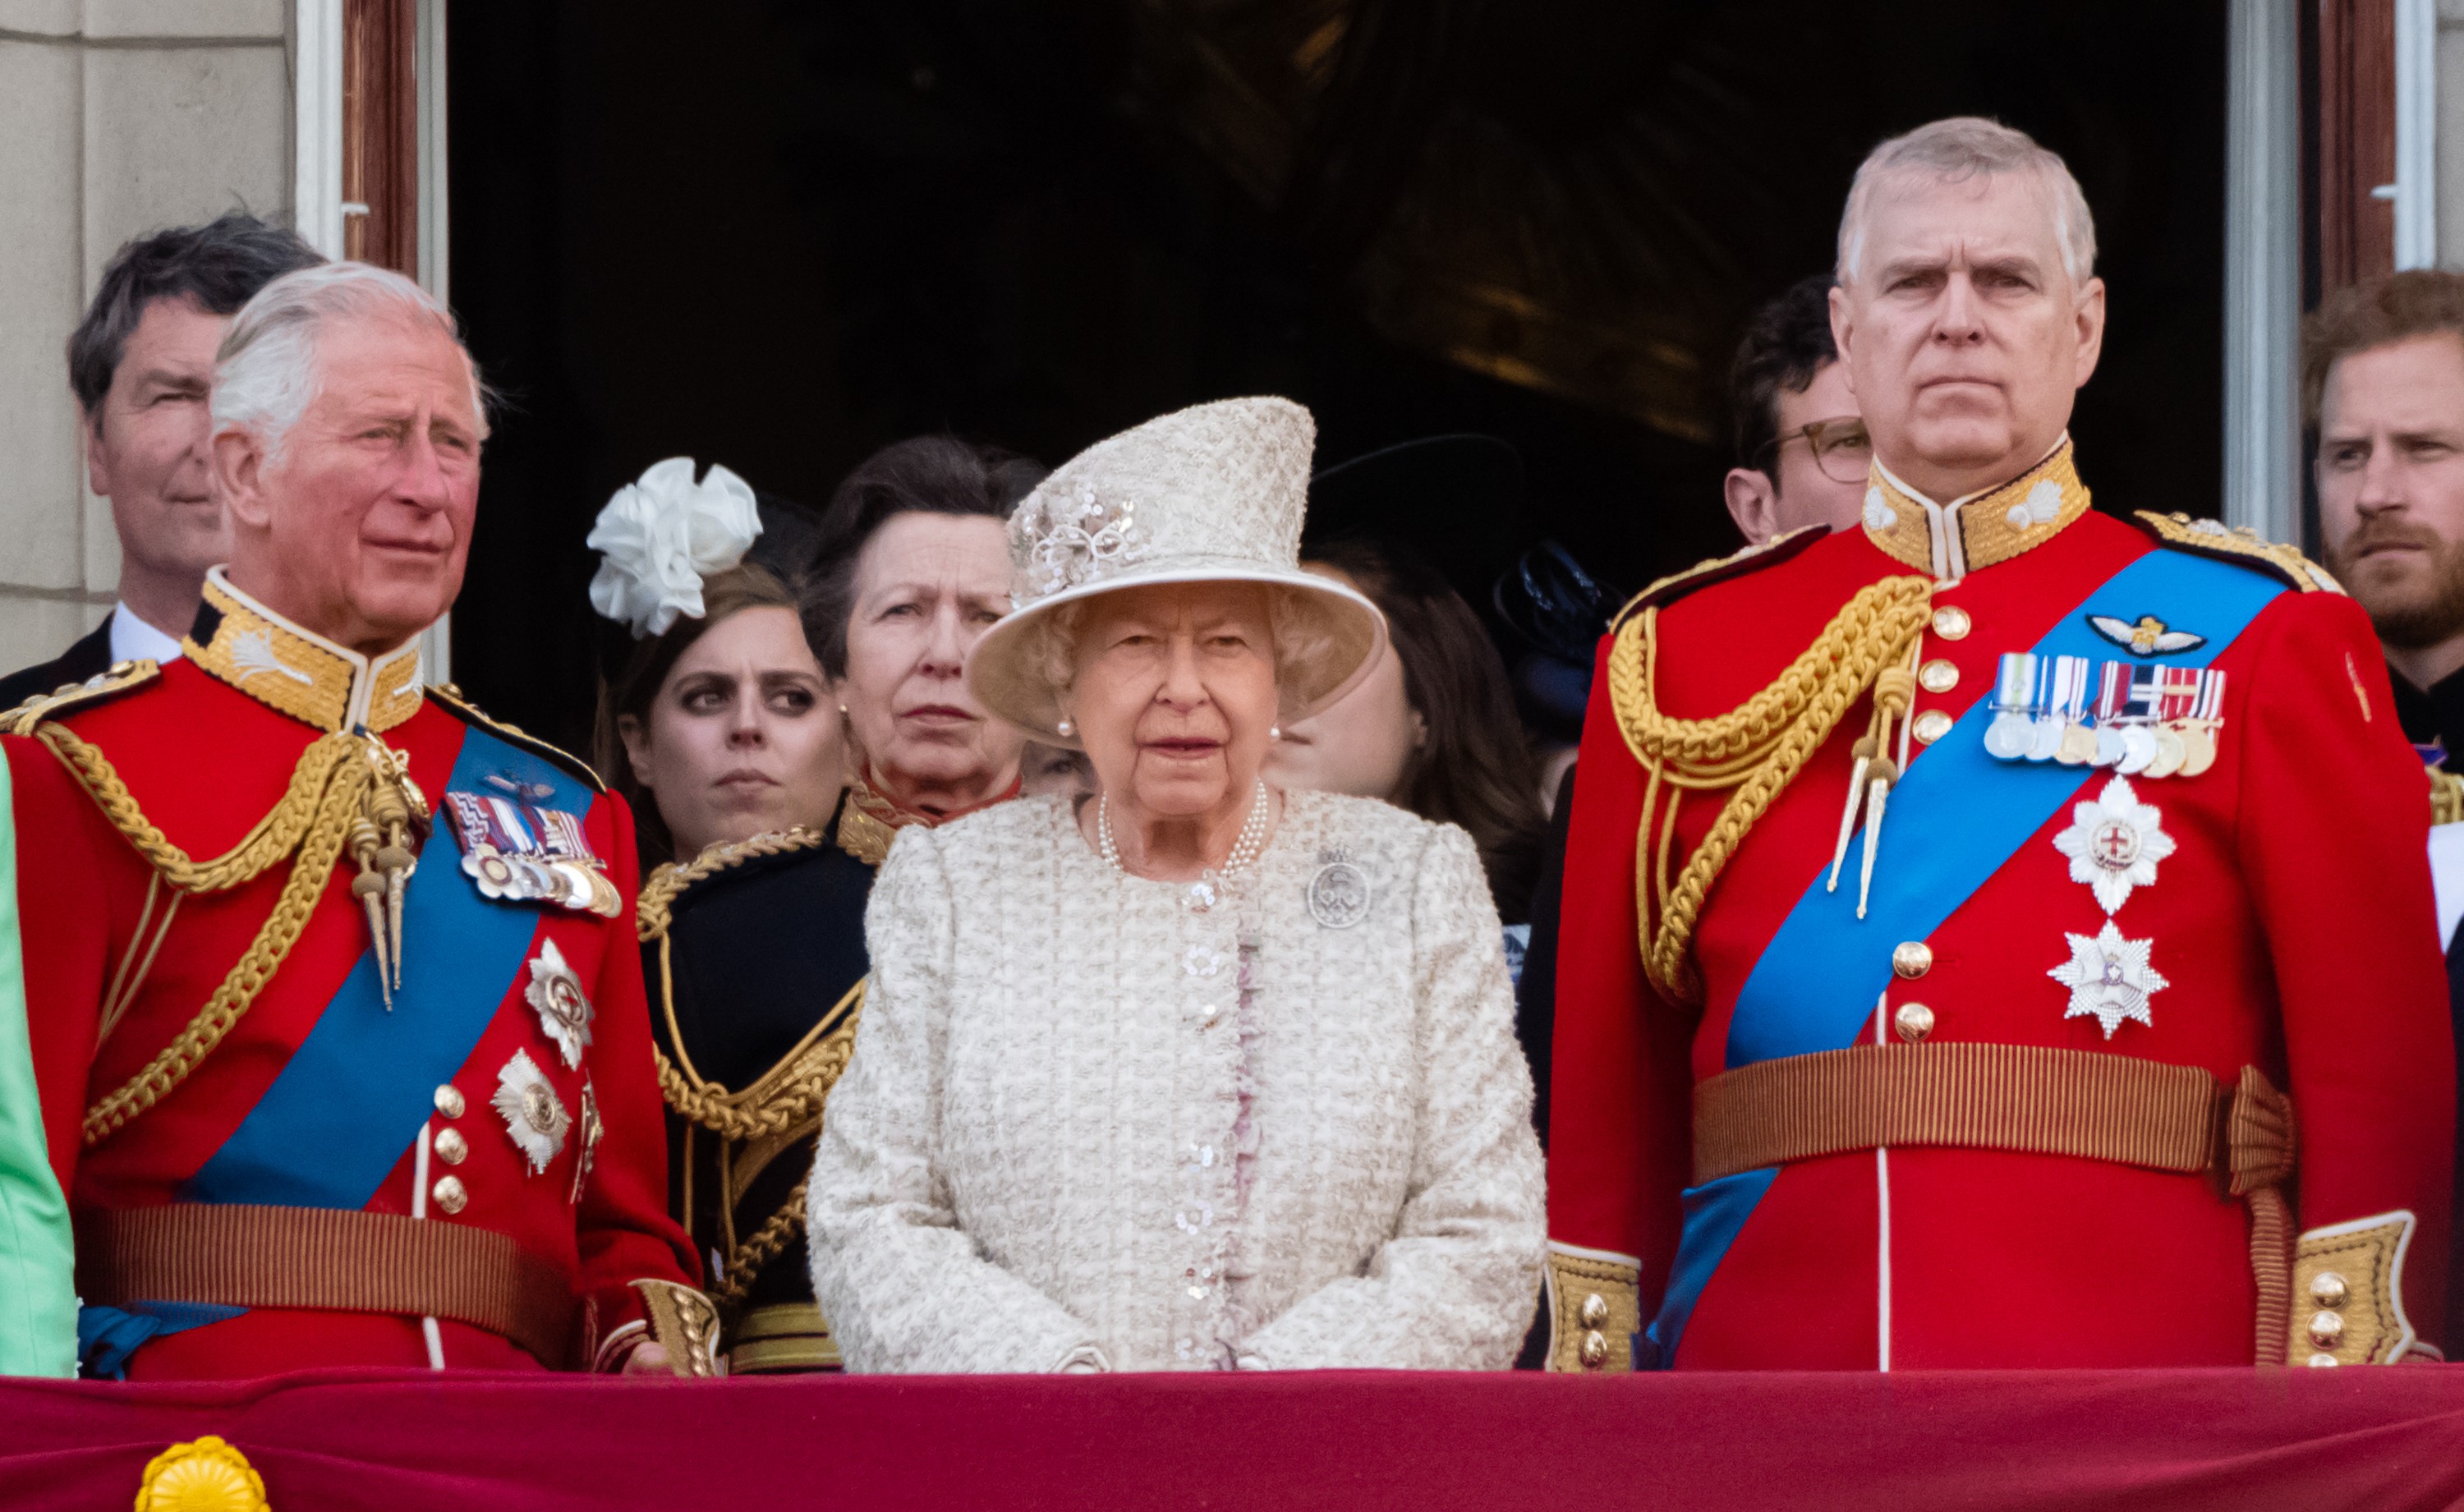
[1545,632,1697,1306]
[2236,593,2453,1343]
[573,793,701,1350]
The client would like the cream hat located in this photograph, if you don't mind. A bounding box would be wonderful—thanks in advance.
[965,396,1386,747]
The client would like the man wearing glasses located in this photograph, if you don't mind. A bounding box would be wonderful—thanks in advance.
[1722,274,1873,546]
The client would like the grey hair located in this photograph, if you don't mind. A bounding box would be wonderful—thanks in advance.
[1837,117,2097,288]
[1037,583,1340,720]
[210,260,489,461]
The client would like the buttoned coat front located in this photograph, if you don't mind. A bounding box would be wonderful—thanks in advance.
[807,790,1545,1373]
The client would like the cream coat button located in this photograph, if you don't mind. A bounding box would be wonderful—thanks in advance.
[1919,659,1959,694]
[1912,710,1954,744]
[1931,606,1972,640]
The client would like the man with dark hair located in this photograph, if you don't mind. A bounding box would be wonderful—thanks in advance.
[0,213,321,710]
[2303,267,2464,1358]
[1722,273,1870,545]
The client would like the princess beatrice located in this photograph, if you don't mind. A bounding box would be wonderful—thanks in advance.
[806,397,1545,1372]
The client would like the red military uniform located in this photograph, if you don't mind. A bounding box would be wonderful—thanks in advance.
[1543,442,2453,1371]
[5,571,698,1378]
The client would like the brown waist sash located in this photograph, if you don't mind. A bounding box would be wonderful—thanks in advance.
[1693,1043,2296,1362]
[77,1204,577,1367]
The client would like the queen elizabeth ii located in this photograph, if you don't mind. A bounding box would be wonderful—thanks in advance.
[806,397,1546,1372]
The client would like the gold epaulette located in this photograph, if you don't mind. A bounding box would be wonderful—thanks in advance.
[2431,768,2463,828]
[2131,512,2344,595]
[0,659,160,736]
[1610,523,1830,631]
[425,683,605,793]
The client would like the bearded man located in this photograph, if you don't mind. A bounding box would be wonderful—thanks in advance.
[1,263,707,1379]
[2306,269,2464,1358]
[1542,117,2453,1372]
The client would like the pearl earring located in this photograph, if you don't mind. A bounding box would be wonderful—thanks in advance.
[1056,717,1074,737]
[838,704,849,715]
[1269,724,1281,740]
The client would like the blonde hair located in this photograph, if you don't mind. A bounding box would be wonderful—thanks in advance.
[1837,117,2097,288]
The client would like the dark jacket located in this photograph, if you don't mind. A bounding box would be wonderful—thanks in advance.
[0,614,115,712]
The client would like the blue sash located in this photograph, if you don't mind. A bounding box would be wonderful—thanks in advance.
[183,725,590,1207]
[1642,547,2283,1366]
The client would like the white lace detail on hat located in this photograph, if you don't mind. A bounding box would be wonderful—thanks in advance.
[585,457,763,637]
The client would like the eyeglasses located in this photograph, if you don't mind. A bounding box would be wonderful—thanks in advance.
[1761,416,1873,485]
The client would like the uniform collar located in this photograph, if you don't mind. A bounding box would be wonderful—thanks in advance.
[1859,435,2092,581]
[832,766,1021,866]
[183,568,426,733]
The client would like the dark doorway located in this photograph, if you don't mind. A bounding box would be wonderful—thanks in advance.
[448,0,2227,753]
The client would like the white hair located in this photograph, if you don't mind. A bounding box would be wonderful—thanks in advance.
[209,260,488,461]
[1837,117,2097,288]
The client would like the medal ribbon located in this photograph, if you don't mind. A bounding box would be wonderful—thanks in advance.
[184,726,596,1209]
[1642,545,2286,1367]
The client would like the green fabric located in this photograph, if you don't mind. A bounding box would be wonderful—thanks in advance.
[0,754,76,1376]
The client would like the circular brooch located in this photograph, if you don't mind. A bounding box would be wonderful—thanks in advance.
[1308,858,1370,929]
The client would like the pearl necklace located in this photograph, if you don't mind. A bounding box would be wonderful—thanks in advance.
[1098,780,1271,881]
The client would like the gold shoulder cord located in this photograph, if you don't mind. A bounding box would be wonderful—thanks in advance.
[40,724,398,1144]
[640,826,864,1306]
[1608,577,1933,1004]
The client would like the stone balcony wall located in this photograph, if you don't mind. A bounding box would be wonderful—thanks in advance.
[0,0,290,672]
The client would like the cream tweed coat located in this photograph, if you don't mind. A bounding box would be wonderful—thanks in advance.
[807,789,1545,1372]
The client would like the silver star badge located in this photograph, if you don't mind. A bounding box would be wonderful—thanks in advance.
[2051,774,2176,915]
[523,939,595,1069]
[492,1048,572,1174]
[2048,921,2170,1039]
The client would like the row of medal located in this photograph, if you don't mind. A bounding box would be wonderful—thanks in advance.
[1984,654,2224,779]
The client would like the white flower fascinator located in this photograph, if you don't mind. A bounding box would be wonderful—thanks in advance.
[586,457,764,637]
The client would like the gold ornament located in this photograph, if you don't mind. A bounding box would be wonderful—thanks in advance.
[133,1436,269,1512]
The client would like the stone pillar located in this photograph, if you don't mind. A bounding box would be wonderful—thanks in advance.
[0,1,292,673]
[2441,0,2464,265]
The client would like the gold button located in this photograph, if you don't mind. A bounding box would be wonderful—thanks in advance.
[1918,659,1959,694]
[434,1128,468,1165]
[1931,605,1971,640]
[434,1084,465,1119]
[1579,1293,1610,1330]
[2307,1310,2344,1348]
[2310,1271,2349,1309]
[1891,941,1933,979]
[1579,1330,1609,1368]
[1892,1003,1934,1043]
[2307,1352,2341,1368]
[430,1175,468,1215]
[1912,710,1954,744]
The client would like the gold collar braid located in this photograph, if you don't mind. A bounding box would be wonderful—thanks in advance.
[186,569,425,734]
[1607,577,1934,1004]
[1860,439,2092,579]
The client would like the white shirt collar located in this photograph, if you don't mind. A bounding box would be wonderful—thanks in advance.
[108,603,186,668]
